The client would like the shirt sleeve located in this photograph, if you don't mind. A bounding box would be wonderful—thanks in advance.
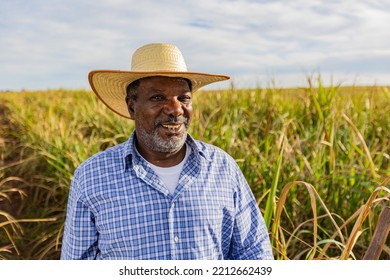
[228,166,274,260]
[60,171,99,260]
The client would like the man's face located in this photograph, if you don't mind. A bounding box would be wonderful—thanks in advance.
[127,76,193,154]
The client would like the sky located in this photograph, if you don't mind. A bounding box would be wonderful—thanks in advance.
[1,0,389,91]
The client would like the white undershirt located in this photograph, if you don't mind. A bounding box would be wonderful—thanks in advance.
[138,143,191,194]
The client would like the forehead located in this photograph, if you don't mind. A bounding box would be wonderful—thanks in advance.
[138,76,191,90]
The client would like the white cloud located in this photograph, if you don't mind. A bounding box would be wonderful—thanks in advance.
[1,0,389,90]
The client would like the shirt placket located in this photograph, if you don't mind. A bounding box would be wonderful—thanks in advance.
[168,153,201,260]
[131,147,201,260]
[133,160,178,258]
[168,201,178,259]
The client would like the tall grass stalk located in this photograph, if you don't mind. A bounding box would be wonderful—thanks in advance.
[342,113,378,178]
[340,176,390,259]
[1,82,389,259]
[264,133,285,229]
[271,181,343,259]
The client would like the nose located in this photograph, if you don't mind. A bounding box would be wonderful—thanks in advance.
[164,97,184,117]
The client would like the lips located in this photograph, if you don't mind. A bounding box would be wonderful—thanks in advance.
[161,123,182,131]
[161,123,182,132]
[156,116,188,135]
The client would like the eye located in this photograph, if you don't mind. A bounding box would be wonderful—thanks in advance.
[151,95,165,101]
[179,94,192,103]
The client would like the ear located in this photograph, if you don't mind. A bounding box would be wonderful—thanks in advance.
[126,98,136,120]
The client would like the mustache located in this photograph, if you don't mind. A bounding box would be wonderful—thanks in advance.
[155,116,189,126]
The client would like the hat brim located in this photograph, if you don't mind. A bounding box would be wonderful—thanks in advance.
[88,70,230,119]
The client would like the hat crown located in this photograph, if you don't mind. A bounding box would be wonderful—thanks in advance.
[131,43,188,72]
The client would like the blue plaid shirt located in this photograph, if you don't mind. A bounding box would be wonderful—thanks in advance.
[61,132,273,260]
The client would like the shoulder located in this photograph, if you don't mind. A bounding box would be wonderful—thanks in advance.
[192,138,239,168]
[73,142,126,180]
[192,139,252,196]
[70,142,128,205]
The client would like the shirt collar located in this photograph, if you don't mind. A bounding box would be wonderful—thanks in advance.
[121,130,211,171]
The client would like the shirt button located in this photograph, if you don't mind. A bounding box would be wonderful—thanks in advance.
[174,236,179,243]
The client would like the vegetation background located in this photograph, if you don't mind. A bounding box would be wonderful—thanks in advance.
[0,79,389,259]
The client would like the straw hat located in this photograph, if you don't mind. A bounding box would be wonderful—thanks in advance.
[88,43,230,118]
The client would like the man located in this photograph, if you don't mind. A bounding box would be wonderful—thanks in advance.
[61,43,273,260]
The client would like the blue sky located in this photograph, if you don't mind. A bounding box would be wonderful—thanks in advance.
[1,0,389,90]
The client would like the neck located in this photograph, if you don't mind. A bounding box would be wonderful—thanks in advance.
[135,140,187,167]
